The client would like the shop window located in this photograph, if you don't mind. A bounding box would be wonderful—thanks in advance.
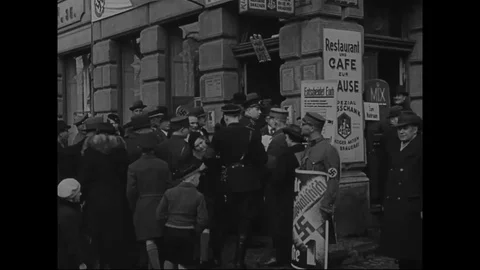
[364,0,408,38]
[119,35,142,124]
[170,22,200,98]
[64,52,92,125]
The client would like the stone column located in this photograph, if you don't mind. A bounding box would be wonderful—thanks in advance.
[198,7,239,126]
[140,25,169,109]
[279,0,369,237]
[407,0,422,117]
[92,40,119,114]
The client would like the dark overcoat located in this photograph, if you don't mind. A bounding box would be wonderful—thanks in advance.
[380,134,422,261]
[127,154,171,241]
[157,135,194,188]
[125,131,161,164]
[79,146,135,267]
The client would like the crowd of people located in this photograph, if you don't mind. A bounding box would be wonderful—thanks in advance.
[57,87,422,269]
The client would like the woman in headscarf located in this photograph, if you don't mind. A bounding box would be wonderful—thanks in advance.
[78,122,135,268]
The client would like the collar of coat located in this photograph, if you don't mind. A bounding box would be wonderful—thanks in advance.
[177,182,197,189]
[308,135,326,147]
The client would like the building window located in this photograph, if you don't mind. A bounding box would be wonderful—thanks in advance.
[119,35,142,124]
[64,52,92,125]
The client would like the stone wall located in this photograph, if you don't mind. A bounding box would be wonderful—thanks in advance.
[92,40,119,114]
[407,0,423,117]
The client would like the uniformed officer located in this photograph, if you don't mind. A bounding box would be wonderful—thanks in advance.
[240,93,263,133]
[210,104,267,268]
[299,112,341,227]
[148,106,169,144]
[157,116,193,189]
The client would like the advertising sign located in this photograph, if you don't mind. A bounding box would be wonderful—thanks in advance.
[364,102,380,121]
[364,79,390,122]
[323,28,364,163]
[239,0,295,18]
[300,80,338,145]
[291,170,337,269]
[92,0,157,22]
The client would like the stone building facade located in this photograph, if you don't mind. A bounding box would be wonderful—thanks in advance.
[58,0,422,236]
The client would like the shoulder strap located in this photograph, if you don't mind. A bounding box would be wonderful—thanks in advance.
[240,129,253,161]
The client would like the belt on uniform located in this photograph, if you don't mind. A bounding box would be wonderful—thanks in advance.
[222,162,245,170]
[139,194,163,198]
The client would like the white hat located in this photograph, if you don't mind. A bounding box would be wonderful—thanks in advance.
[57,178,81,199]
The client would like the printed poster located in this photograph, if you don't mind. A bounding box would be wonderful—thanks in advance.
[363,102,380,121]
[92,0,157,22]
[300,80,338,145]
[291,170,337,269]
[323,28,365,163]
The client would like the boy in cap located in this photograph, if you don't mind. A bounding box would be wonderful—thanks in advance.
[127,134,172,269]
[57,178,89,269]
[156,164,208,270]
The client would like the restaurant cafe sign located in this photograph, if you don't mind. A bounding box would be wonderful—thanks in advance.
[239,0,295,17]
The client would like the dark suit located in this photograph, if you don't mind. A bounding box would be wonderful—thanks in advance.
[157,135,194,189]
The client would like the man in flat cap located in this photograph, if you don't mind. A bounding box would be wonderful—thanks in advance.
[380,112,422,269]
[393,85,411,111]
[157,116,194,189]
[240,93,264,134]
[148,106,170,144]
[299,112,340,247]
[209,104,267,268]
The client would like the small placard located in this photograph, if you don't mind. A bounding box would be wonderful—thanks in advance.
[364,102,380,121]
[204,75,222,98]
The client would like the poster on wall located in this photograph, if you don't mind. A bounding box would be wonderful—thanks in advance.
[92,0,157,22]
[323,28,364,163]
[300,80,338,145]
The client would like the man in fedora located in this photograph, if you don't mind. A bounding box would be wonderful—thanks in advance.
[148,106,170,144]
[125,113,159,164]
[393,85,411,111]
[124,100,148,136]
[240,93,263,133]
[380,112,422,269]
[157,116,193,189]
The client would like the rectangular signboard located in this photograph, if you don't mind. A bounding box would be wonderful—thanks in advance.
[239,0,295,18]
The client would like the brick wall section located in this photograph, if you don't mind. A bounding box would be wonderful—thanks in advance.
[140,25,169,109]
[198,6,239,123]
[407,0,423,117]
[92,40,119,113]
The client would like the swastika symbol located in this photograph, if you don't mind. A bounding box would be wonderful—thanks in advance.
[294,216,316,242]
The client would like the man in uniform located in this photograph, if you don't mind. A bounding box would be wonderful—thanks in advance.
[299,112,340,238]
[240,93,263,133]
[71,113,89,146]
[209,104,267,268]
[156,116,193,189]
[148,106,169,144]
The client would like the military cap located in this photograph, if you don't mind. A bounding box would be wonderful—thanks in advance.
[269,108,288,122]
[221,104,242,116]
[394,112,422,128]
[129,100,147,111]
[73,114,89,127]
[301,112,326,129]
[107,113,120,124]
[231,92,247,105]
[57,120,70,135]
[130,114,151,131]
[188,107,206,118]
[283,124,305,143]
[395,85,409,97]
[137,133,158,149]
[148,106,168,119]
[243,93,262,109]
[84,116,104,132]
[388,105,403,119]
[96,122,117,135]
[170,116,190,130]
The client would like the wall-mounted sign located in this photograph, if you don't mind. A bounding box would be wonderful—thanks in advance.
[364,102,380,121]
[364,79,390,122]
[326,0,358,7]
[57,0,86,29]
[239,0,295,18]
[92,0,157,22]
[250,34,271,63]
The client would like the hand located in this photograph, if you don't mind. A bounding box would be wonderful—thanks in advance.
[79,263,87,269]
[199,163,207,171]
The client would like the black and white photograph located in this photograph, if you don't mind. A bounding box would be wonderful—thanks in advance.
[58,0,423,269]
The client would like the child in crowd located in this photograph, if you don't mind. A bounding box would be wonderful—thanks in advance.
[156,164,208,269]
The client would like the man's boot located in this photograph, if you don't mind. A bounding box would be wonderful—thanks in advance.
[233,235,248,269]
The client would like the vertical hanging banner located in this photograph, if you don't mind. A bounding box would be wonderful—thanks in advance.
[291,170,337,269]
[92,0,157,22]
[300,80,338,145]
[323,28,364,163]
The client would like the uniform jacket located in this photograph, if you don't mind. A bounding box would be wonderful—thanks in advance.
[380,134,422,260]
[127,154,172,241]
[58,198,90,268]
[299,136,341,213]
[211,122,267,192]
[157,135,194,188]
[266,128,288,170]
[156,182,209,234]
[239,115,263,134]
[154,128,169,145]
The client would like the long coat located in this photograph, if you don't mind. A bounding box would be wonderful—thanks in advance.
[380,134,422,261]
[127,154,171,241]
[79,146,135,267]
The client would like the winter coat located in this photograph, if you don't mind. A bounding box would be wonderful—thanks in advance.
[380,134,422,261]
[127,154,171,241]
